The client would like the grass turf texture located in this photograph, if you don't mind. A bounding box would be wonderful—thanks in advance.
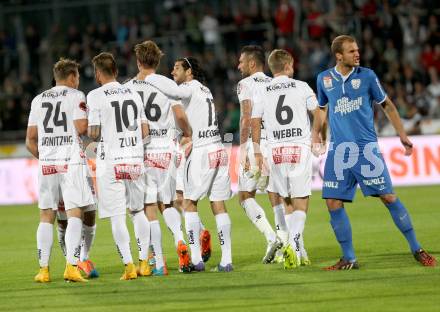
[0,185,439,312]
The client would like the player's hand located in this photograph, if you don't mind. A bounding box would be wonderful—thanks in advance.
[312,135,326,156]
[180,136,192,158]
[400,136,413,156]
[239,145,250,171]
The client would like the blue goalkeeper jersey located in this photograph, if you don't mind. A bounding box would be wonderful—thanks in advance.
[316,66,387,151]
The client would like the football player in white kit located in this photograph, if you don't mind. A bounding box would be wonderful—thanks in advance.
[146,57,233,272]
[87,52,150,280]
[237,45,285,264]
[26,58,95,282]
[251,49,320,269]
[126,40,193,274]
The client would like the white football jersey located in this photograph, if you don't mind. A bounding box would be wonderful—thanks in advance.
[28,86,87,165]
[125,74,181,145]
[144,75,221,147]
[87,81,146,164]
[252,75,318,145]
[237,71,272,139]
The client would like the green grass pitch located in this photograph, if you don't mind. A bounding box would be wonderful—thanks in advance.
[0,186,439,311]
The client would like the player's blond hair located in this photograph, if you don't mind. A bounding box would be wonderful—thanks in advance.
[268,49,293,74]
[331,35,356,55]
[53,58,80,81]
[134,40,164,69]
[92,52,117,77]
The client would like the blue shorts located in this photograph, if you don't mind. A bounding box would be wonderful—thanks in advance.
[322,148,394,202]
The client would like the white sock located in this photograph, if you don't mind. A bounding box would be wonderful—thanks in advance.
[285,210,307,259]
[273,204,289,245]
[299,234,308,259]
[65,217,83,265]
[200,220,205,231]
[37,222,53,267]
[241,198,276,243]
[215,213,232,266]
[57,224,66,257]
[130,211,150,261]
[184,212,203,264]
[150,220,164,268]
[110,214,133,264]
[162,207,185,247]
[80,224,96,262]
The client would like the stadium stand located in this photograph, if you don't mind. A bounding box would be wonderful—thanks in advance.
[1,0,440,143]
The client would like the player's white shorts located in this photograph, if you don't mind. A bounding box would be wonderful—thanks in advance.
[57,201,96,221]
[267,142,312,198]
[144,146,178,205]
[96,162,145,218]
[238,138,269,192]
[175,151,185,192]
[38,162,95,211]
[184,142,232,202]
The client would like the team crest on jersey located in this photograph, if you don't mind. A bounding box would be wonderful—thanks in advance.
[79,102,88,112]
[323,76,332,89]
[351,79,361,89]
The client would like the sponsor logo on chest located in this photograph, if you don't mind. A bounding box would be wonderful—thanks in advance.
[323,76,333,89]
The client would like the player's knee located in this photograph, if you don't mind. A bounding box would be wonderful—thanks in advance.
[326,199,343,210]
[380,193,397,205]
[238,191,254,204]
[40,209,56,223]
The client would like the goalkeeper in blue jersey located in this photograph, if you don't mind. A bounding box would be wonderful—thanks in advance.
[313,35,436,270]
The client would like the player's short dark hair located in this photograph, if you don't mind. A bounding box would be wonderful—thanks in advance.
[268,49,293,74]
[92,52,117,77]
[134,40,164,69]
[331,35,356,55]
[53,58,80,81]
[177,56,206,84]
[240,45,265,67]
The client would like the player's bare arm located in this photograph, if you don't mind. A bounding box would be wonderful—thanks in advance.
[239,99,252,168]
[172,105,192,138]
[381,97,413,156]
[250,117,262,171]
[141,121,149,140]
[74,119,88,136]
[311,107,327,156]
[25,125,39,158]
[88,125,101,142]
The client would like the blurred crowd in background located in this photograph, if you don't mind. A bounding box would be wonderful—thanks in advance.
[0,0,440,143]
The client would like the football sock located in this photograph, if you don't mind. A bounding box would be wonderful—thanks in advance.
[65,217,82,265]
[184,212,203,264]
[37,222,53,267]
[56,224,66,257]
[299,233,309,259]
[110,214,133,264]
[329,207,356,262]
[273,204,288,244]
[150,220,165,268]
[385,198,421,253]
[285,211,306,259]
[130,211,150,261]
[241,198,276,243]
[215,213,232,266]
[80,224,96,262]
[163,207,185,247]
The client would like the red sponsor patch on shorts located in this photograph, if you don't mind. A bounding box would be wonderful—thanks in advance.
[272,146,301,164]
[42,164,68,175]
[208,149,228,169]
[114,164,142,180]
[144,152,172,169]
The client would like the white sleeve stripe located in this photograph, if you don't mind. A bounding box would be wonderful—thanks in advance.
[376,95,387,104]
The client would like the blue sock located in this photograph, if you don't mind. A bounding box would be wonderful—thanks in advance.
[329,207,356,262]
[385,198,421,253]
